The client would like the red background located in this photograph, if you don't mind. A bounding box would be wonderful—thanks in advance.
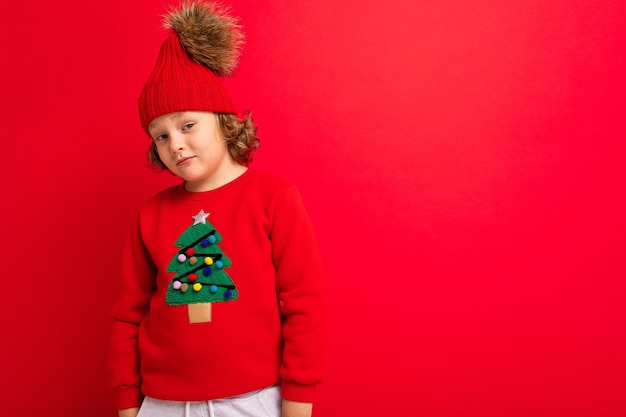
[1,1,625,416]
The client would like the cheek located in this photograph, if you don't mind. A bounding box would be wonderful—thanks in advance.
[155,145,169,161]
[155,146,177,171]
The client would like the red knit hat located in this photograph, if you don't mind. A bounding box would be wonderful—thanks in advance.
[138,1,244,133]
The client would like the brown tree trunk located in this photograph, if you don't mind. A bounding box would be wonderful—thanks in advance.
[188,302,212,323]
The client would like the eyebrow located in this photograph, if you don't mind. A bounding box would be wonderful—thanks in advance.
[148,112,188,131]
[147,120,161,132]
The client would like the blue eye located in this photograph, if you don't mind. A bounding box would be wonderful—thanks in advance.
[183,123,195,130]
[154,134,168,142]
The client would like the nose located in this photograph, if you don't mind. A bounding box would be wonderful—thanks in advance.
[169,132,186,154]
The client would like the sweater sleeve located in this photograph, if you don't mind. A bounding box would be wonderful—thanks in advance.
[271,186,327,403]
[108,214,157,410]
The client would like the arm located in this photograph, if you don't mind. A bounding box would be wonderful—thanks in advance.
[282,399,313,417]
[108,214,157,411]
[271,186,328,403]
[119,407,140,417]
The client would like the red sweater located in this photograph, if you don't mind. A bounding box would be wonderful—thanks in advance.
[108,170,326,410]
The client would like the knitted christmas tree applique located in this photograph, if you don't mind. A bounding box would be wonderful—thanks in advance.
[165,209,238,323]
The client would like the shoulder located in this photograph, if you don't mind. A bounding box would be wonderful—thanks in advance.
[236,170,310,216]
[137,184,180,214]
[243,169,298,196]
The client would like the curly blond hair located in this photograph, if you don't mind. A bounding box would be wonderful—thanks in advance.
[147,112,259,170]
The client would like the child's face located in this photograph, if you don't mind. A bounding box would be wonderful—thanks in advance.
[148,111,235,191]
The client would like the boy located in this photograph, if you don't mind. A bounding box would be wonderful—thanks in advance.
[108,2,327,417]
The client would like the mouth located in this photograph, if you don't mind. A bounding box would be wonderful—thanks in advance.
[176,156,194,166]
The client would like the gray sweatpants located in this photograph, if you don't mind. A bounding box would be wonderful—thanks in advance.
[136,385,281,417]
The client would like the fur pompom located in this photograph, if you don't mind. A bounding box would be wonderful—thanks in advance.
[164,0,244,76]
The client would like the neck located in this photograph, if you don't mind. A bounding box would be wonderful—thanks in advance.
[184,163,248,192]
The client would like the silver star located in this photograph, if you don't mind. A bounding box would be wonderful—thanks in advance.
[192,209,210,225]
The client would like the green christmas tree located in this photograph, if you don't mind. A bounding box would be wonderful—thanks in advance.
[165,209,238,323]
